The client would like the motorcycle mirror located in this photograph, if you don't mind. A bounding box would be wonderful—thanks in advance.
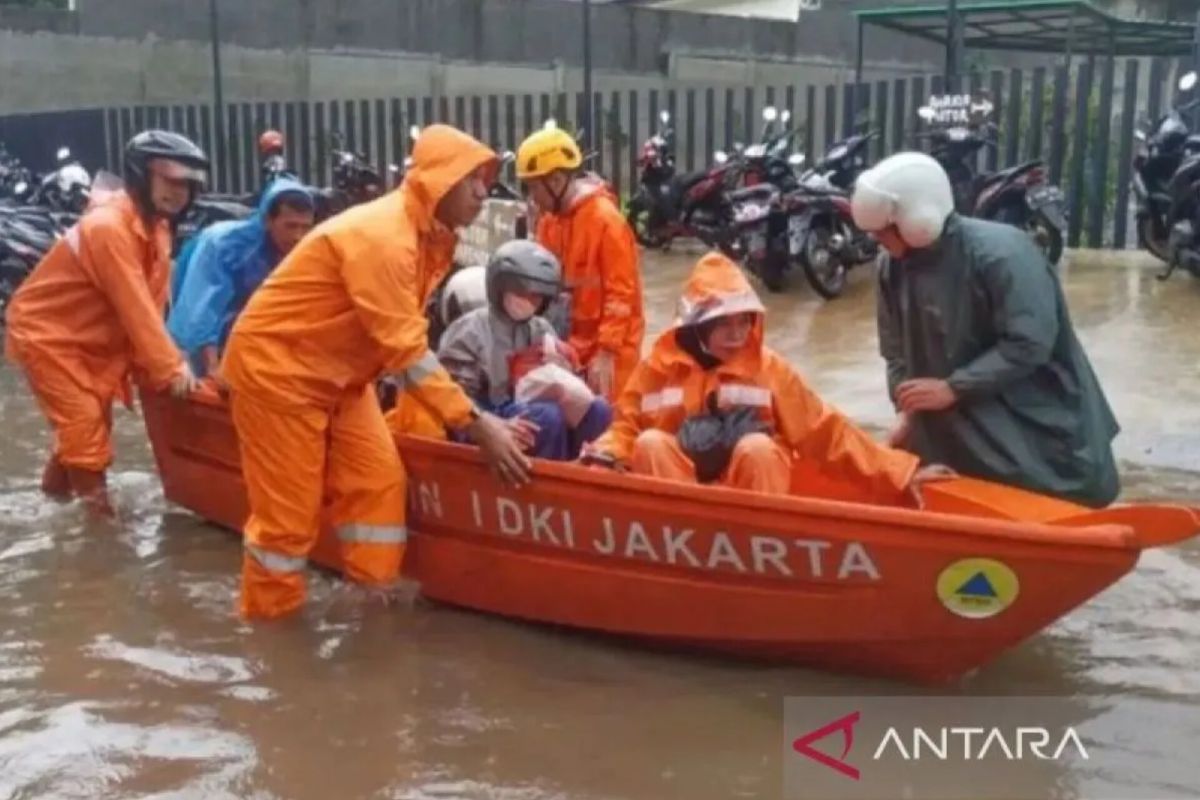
[714,150,729,164]
[762,106,778,122]
[543,118,558,131]
[1180,71,1198,92]
[659,110,670,124]
[14,181,28,195]
[788,153,806,166]
[781,109,792,124]
[56,146,71,162]
[388,164,401,175]
[917,106,936,122]
[409,124,421,141]
[1134,129,1147,142]
[500,150,516,164]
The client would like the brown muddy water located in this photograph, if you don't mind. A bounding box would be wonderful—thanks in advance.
[0,250,1197,799]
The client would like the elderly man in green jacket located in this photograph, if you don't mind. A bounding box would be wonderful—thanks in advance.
[851,152,1120,508]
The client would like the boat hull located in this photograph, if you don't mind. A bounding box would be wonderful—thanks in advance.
[141,387,1145,684]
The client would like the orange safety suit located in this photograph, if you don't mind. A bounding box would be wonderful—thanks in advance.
[5,191,184,482]
[536,180,644,400]
[221,124,495,619]
[592,252,920,500]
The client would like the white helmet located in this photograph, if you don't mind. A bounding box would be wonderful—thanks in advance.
[440,265,488,326]
[851,152,954,249]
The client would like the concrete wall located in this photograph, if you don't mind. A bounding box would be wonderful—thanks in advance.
[68,0,944,74]
[0,26,938,115]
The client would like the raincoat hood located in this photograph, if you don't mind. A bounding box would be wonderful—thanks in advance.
[658,252,765,371]
[167,177,314,361]
[403,125,499,230]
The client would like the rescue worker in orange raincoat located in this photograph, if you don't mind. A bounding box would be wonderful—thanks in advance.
[5,131,208,516]
[517,126,644,401]
[221,124,532,621]
[582,251,950,503]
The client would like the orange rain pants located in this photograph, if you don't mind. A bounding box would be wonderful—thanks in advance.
[232,385,407,619]
[631,430,793,495]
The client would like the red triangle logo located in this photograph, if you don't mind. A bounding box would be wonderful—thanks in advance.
[791,710,862,780]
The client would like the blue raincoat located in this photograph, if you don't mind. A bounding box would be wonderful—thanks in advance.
[168,179,311,374]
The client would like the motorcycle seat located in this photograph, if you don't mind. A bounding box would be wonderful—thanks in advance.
[675,170,712,194]
[727,184,778,204]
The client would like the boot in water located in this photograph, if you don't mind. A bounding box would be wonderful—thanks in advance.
[40,456,72,501]
[66,468,115,518]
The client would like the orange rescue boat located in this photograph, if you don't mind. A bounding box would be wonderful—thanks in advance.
[140,386,1200,684]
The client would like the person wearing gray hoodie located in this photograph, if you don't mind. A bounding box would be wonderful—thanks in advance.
[438,240,612,460]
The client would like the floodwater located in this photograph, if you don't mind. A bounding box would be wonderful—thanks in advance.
[1,250,1198,800]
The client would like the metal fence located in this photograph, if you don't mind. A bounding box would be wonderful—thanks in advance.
[0,58,1188,250]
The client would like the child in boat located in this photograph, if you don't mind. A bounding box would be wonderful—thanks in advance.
[438,239,613,460]
[582,251,949,503]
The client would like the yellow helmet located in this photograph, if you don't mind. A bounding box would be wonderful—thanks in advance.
[516,127,583,180]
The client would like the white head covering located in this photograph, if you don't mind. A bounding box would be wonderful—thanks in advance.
[851,152,955,249]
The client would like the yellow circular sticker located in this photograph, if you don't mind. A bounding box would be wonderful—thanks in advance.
[936,558,1020,619]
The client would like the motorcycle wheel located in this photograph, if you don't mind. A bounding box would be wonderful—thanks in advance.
[800,221,848,300]
[759,249,789,293]
[1136,215,1171,264]
[626,192,668,249]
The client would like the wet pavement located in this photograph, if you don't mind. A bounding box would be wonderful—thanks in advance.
[1,249,1198,799]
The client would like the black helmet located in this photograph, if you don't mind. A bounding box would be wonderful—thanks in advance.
[124,130,209,208]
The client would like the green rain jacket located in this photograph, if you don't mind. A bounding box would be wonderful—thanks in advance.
[876,215,1119,507]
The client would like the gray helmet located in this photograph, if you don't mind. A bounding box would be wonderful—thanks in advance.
[485,239,563,312]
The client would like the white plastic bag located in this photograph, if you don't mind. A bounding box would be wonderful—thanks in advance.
[514,362,595,427]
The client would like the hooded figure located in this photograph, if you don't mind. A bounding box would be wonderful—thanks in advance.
[168,178,314,376]
[853,152,1120,507]
[517,127,645,401]
[438,239,612,460]
[587,252,923,501]
[221,124,529,620]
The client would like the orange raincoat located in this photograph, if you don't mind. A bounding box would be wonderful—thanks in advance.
[536,180,644,399]
[221,124,496,619]
[592,252,919,500]
[5,191,183,472]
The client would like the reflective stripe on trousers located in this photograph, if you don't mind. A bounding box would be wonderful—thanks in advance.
[245,544,306,574]
[337,522,408,545]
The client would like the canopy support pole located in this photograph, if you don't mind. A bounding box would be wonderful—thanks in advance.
[945,0,962,92]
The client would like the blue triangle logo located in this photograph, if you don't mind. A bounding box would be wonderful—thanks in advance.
[956,571,998,598]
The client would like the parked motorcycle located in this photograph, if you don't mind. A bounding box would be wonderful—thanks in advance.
[917,98,1066,265]
[1133,71,1200,275]
[725,107,823,293]
[626,109,744,255]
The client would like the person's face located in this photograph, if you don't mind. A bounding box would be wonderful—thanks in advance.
[874,225,909,259]
[703,312,756,362]
[436,165,490,229]
[523,172,570,214]
[147,160,195,217]
[265,204,315,256]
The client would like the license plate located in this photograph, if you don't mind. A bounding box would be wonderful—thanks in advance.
[1027,186,1064,207]
[748,230,767,253]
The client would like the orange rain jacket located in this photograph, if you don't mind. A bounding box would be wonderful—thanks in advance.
[593,252,920,501]
[5,191,184,469]
[222,125,497,429]
[536,180,644,397]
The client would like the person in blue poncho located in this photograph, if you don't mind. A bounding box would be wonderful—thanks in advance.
[168,178,315,379]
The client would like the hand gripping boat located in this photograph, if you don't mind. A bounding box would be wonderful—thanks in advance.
[141,386,1200,684]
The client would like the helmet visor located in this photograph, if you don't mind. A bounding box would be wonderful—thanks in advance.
[150,158,207,184]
